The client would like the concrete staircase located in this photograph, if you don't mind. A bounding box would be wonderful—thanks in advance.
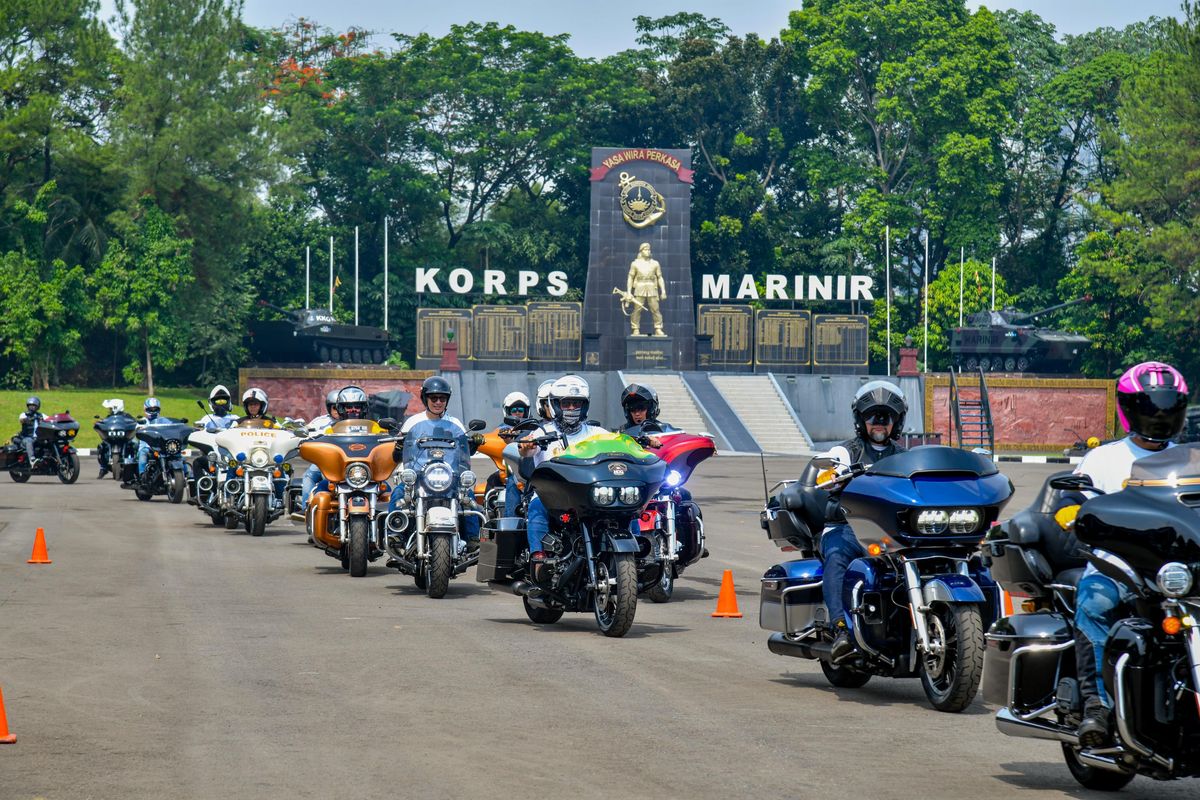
[709,374,815,455]
[618,372,714,440]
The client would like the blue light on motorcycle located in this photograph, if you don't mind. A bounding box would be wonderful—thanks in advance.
[666,469,683,487]
[273,454,284,464]
[236,452,246,462]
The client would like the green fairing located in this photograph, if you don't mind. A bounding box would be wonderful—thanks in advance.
[556,434,654,462]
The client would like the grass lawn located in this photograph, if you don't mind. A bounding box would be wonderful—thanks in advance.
[1,388,205,449]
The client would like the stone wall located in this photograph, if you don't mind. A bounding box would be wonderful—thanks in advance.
[237,366,432,422]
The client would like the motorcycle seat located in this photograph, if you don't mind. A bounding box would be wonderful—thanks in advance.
[1052,567,1085,590]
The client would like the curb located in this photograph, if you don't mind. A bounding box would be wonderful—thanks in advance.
[995,455,1082,465]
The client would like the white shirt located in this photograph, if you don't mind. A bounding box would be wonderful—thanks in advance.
[401,411,465,435]
[197,413,237,431]
[1074,436,1174,494]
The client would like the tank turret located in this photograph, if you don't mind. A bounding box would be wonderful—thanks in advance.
[248,301,391,364]
[951,295,1091,373]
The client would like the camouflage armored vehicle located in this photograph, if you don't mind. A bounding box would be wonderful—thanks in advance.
[950,296,1090,373]
[248,303,391,364]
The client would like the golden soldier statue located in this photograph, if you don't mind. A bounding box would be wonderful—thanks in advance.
[626,243,666,337]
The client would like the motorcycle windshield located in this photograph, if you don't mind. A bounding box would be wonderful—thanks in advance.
[1127,443,1200,486]
[402,419,468,472]
[554,433,656,464]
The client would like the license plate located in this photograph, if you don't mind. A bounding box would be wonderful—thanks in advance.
[250,476,271,491]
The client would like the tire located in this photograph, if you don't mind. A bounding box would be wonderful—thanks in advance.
[248,494,269,537]
[330,347,342,362]
[820,659,872,688]
[10,468,30,483]
[978,356,991,371]
[1004,357,1016,371]
[920,603,985,713]
[373,349,384,364]
[1017,356,1031,372]
[348,516,369,577]
[1060,744,1136,791]
[426,534,453,598]
[224,512,239,529]
[523,596,564,624]
[167,470,185,503]
[319,345,330,362]
[646,563,674,603]
[594,552,638,637]
[413,568,427,591]
[135,483,153,501]
[965,357,979,371]
[210,511,225,526]
[58,451,80,484]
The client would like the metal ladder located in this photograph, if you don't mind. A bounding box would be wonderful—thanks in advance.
[950,367,995,454]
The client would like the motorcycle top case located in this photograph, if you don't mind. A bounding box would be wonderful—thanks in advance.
[477,517,526,583]
[759,558,826,634]
[982,610,1072,709]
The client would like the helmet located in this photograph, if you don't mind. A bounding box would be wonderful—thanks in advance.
[325,389,339,415]
[102,398,125,415]
[334,386,369,420]
[420,376,453,407]
[549,375,590,433]
[536,380,555,420]
[620,384,659,427]
[502,391,530,418]
[208,384,232,415]
[25,396,41,412]
[1116,361,1189,442]
[144,397,161,416]
[851,381,907,442]
[241,387,269,417]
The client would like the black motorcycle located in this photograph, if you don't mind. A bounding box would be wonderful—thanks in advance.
[2,412,81,484]
[94,412,139,482]
[128,420,192,503]
[984,444,1200,790]
[476,427,665,637]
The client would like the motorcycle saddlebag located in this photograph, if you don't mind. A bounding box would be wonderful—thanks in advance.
[0,445,17,471]
[477,517,525,583]
[759,558,826,633]
[982,611,1072,709]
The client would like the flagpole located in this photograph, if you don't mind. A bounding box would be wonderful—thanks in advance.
[958,246,964,327]
[991,256,996,311]
[354,226,359,326]
[328,236,334,311]
[885,225,892,376]
[383,217,389,332]
[305,246,310,310]
[923,232,929,374]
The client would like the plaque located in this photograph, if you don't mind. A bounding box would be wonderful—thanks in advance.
[696,304,753,367]
[755,309,811,367]
[416,308,474,361]
[473,305,527,363]
[626,337,674,371]
[527,302,582,364]
[812,314,869,367]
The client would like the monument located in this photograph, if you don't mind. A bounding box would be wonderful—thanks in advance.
[583,147,696,371]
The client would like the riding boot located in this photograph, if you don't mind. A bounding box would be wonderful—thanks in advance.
[830,619,854,663]
[1075,634,1111,746]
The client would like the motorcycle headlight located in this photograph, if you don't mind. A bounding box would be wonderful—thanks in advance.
[459,470,476,490]
[915,510,949,535]
[948,509,982,535]
[400,468,417,486]
[68,429,76,438]
[249,447,270,468]
[665,469,683,487]
[345,463,371,488]
[592,486,615,506]
[619,486,641,505]
[165,439,181,455]
[423,463,453,492]
[1157,562,1193,597]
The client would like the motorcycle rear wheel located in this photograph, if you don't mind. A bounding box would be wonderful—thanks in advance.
[167,471,185,504]
[135,483,153,501]
[523,597,563,625]
[594,552,638,637]
[820,659,872,688]
[426,533,453,598]
[224,513,239,529]
[58,452,80,484]
[919,603,984,713]
[347,516,369,577]
[1061,744,1135,791]
[209,511,225,526]
[10,467,30,483]
[646,563,674,603]
[248,494,269,537]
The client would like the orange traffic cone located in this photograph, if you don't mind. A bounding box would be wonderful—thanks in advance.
[27,527,51,564]
[1002,590,1015,616]
[0,686,16,743]
[711,569,743,618]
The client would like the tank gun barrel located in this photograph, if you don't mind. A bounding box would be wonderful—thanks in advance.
[1009,294,1091,323]
[257,299,300,318]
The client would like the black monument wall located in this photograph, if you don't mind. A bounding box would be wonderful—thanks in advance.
[583,147,696,371]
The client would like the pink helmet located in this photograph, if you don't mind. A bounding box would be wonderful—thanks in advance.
[1116,361,1190,442]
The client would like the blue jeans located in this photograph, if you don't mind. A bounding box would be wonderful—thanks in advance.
[820,524,865,627]
[20,435,35,462]
[137,440,151,474]
[1076,572,1129,705]
[388,485,479,540]
[302,464,322,504]
[504,473,521,517]
[527,495,549,552]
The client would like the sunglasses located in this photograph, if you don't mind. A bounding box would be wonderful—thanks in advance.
[865,411,893,425]
[560,399,585,410]
[427,395,449,404]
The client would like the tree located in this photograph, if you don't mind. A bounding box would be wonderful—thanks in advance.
[0,251,90,389]
[91,198,194,393]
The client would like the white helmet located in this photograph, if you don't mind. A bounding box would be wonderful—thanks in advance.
[536,380,555,420]
[502,391,531,417]
[208,384,232,415]
[102,398,125,415]
[549,375,590,433]
[241,387,269,417]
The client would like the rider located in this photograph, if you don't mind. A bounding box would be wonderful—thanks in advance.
[18,396,43,467]
[518,375,609,578]
[136,397,173,477]
[295,391,342,518]
[492,391,531,517]
[618,384,679,434]
[821,381,909,663]
[239,388,274,423]
[535,380,555,421]
[1072,361,1189,747]
[400,376,465,435]
[197,385,237,431]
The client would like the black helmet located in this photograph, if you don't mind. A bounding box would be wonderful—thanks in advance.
[334,386,369,420]
[420,376,452,407]
[26,396,41,412]
[620,384,659,427]
[851,381,907,442]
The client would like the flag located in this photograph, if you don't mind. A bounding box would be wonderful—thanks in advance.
[334,275,342,291]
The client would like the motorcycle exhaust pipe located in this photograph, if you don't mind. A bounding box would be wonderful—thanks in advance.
[1075,751,1135,775]
[385,510,410,534]
[994,707,1079,745]
[767,632,829,661]
[511,580,544,599]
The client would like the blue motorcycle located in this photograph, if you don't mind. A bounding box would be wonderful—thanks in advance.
[759,446,1013,711]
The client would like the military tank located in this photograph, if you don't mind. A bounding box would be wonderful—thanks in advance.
[950,296,1090,373]
[248,302,391,364]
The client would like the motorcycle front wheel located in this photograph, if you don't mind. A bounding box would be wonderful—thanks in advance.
[919,603,984,713]
[58,452,80,484]
[248,494,269,537]
[167,471,185,504]
[426,533,453,598]
[594,552,638,638]
[347,515,369,577]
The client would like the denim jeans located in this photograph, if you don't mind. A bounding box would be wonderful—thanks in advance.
[137,440,151,474]
[504,473,521,517]
[819,523,865,627]
[20,435,35,462]
[527,495,549,552]
[301,464,322,504]
[1075,572,1130,705]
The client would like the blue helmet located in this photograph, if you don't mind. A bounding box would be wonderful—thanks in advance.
[144,397,161,416]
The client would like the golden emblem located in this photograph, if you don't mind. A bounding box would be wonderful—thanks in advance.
[618,172,665,229]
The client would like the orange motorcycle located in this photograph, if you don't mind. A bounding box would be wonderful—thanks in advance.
[301,418,399,576]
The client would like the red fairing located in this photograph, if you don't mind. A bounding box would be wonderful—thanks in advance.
[43,412,76,424]
[653,433,716,487]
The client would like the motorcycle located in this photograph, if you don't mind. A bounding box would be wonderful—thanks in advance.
[212,419,304,536]
[477,429,665,637]
[382,418,488,598]
[94,409,138,482]
[983,445,1200,790]
[129,419,193,502]
[187,424,231,526]
[1,412,81,484]
[627,422,715,602]
[474,420,523,520]
[758,446,1012,712]
[302,418,399,576]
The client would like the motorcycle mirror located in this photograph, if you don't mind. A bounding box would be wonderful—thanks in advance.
[810,456,838,470]
[503,415,521,427]
[180,418,188,424]
[467,419,487,432]
[378,417,398,431]
[94,415,101,420]
[640,420,664,433]
[1049,474,1101,493]
[196,400,206,411]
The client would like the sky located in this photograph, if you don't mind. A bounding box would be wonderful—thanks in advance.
[98,1,1185,56]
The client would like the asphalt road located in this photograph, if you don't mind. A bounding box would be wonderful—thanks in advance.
[0,458,1194,799]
